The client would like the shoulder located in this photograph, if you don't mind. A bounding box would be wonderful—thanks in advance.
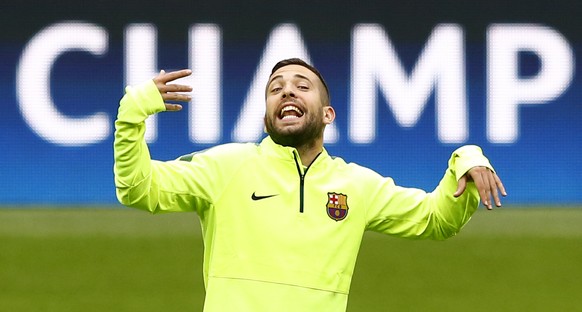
[324,154,384,179]
[177,142,259,162]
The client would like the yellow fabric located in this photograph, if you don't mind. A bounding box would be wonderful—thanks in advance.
[114,80,494,311]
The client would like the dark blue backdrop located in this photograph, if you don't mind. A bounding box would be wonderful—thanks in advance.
[1,1,580,205]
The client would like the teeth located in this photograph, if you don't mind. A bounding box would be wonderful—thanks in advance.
[280,105,303,116]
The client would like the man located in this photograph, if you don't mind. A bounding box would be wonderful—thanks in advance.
[114,58,506,311]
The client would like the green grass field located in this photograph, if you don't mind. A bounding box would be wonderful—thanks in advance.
[1,207,581,311]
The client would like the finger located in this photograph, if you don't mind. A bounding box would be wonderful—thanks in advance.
[454,176,467,197]
[157,69,192,83]
[471,171,491,209]
[165,103,183,111]
[487,171,502,207]
[161,92,192,103]
[159,83,193,93]
[494,172,507,197]
[480,170,493,209]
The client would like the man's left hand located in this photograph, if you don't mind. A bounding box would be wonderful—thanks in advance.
[454,166,507,209]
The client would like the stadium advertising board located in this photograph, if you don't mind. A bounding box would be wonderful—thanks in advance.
[1,1,580,205]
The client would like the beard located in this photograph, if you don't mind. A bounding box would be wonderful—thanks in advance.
[264,113,325,148]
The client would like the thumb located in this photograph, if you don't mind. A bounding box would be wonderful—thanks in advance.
[454,176,467,197]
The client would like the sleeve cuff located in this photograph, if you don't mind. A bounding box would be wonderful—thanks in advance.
[117,80,165,124]
[449,145,494,181]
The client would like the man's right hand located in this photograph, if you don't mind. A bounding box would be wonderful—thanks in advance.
[153,69,193,111]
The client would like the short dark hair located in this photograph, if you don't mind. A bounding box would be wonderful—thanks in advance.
[269,58,330,104]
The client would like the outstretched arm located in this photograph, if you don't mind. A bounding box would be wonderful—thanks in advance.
[365,145,506,239]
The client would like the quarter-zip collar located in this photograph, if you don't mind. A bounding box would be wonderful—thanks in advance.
[259,136,327,214]
[258,136,329,168]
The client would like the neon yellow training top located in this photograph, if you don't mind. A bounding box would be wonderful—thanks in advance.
[114,80,493,312]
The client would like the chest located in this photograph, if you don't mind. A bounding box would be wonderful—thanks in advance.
[214,160,366,237]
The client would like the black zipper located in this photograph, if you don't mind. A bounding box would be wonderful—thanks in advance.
[293,151,322,213]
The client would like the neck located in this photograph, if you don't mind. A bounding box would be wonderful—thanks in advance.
[294,138,324,167]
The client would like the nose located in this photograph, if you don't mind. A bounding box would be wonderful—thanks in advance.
[282,83,295,98]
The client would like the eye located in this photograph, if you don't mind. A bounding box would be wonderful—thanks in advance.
[297,84,309,90]
[270,87,282,93]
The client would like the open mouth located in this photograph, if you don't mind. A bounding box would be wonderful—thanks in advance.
[279,105,304,120]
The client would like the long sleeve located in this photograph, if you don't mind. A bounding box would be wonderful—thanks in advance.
[113,80,173,212]
[113,80,163,205]
[365,145,493,240]
[113,80,206,213]
[113,80,256,215]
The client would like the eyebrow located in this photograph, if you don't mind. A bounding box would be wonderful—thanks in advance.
[267,73,312,87]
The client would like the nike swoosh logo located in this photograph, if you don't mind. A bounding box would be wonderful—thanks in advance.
[251,192,278,201]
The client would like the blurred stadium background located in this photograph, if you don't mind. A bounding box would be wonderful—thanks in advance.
[1,0,581,311]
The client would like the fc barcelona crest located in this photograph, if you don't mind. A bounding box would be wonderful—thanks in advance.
[326,192,349,221]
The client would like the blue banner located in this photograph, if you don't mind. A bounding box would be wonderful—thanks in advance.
[1,1,580,205]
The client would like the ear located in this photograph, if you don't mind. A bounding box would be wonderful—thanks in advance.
[322,106,335,125]
[263,115,268,133]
